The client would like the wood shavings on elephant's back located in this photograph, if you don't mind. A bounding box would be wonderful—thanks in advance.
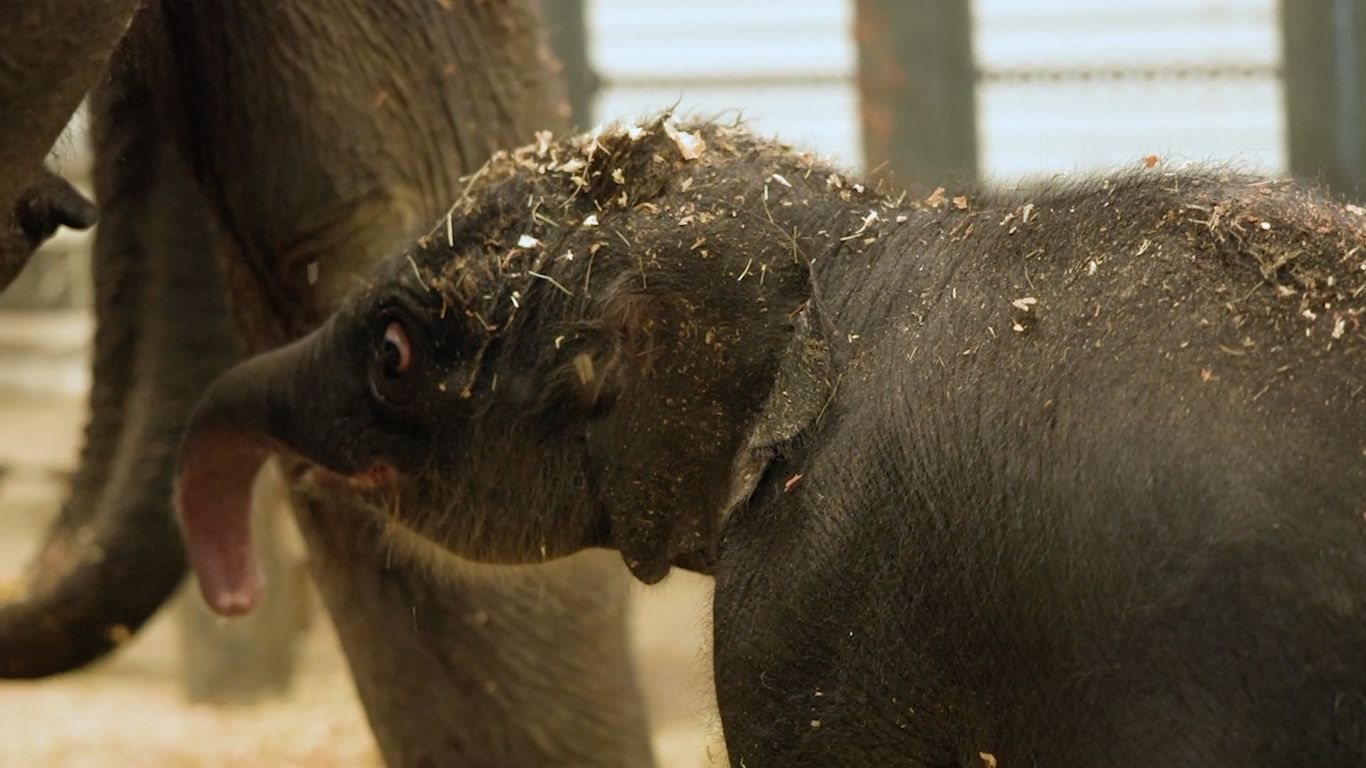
[994,171,1364,359]
[1167,178,1366,332]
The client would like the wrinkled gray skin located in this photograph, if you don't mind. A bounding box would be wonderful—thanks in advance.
[1,170,99,291]
[0,2,652,765]
[177,123,1366,766]
[0,0,126,289]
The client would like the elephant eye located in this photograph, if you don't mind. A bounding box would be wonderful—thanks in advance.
[369,306,426,413]
[380,320,412,378]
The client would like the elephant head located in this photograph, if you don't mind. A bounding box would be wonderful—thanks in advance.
[175,119,848,610]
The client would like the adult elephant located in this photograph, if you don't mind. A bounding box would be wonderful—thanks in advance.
[0,2,653,766]
[0,1,130,289]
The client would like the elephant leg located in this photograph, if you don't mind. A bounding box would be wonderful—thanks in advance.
[149,1,654,762]
[296,492,653,767]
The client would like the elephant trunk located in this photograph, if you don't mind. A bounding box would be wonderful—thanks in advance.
[0,73,242,678]
[176,321,370,617]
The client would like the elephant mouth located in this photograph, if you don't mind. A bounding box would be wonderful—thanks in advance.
[304,461,399,492]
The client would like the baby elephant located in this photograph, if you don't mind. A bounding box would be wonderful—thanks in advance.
[176,118,1365,767]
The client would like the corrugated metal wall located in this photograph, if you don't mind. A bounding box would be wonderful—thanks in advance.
[590,0,1286,181]
[976,0,1283,182]
[590,0,862,164]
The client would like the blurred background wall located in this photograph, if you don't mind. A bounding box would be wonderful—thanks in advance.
[589,0,1284,181]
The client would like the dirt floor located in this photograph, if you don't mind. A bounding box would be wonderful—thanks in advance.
[0,395,722,767]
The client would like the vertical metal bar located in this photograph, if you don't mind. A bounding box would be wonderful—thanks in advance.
[1282,0,1366,195]
[856,0,979,191]
[541,0,598,128]
[1333,0,1361,180]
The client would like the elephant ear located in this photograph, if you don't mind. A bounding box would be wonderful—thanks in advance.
[583,292,834,583]
[580,292,724,583]
[719,301,835,524]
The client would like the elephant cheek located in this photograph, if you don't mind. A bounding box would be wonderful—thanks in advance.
[174,427,272,616]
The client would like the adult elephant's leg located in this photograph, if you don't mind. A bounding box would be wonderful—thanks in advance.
[0,32,242,676]
[297,495,651,767]
[160,1,653,763]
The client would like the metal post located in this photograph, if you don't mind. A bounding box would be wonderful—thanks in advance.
[1281,0,1366,196]
[541,0,598,128]
[856,0,978,191]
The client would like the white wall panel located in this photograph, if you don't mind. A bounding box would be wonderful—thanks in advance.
[975,0,1285,180]
[587,0,861,165]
